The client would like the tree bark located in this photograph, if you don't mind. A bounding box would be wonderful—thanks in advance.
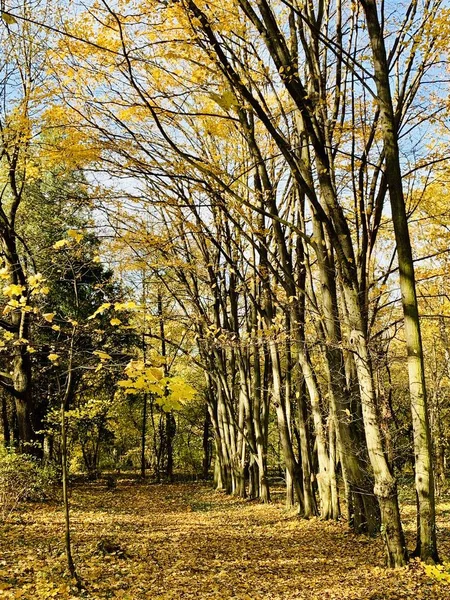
[1,394,10,447]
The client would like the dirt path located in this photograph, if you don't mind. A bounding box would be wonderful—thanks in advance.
[0,482,449,599]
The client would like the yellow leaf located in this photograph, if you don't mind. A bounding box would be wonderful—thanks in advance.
[1,12,17,25]
[3,284,25,297]
[114,301,137,311]
[167,377,196,403]
[117,379,134,388]
[52,324,61,331]
[67,229,84,243]
[48,353,59,362]
[148,367,164,381]
[110,318,122,326]
[43,312,55,322]
[88,302,111,319]
[53,239,70,249]
[94,350,112,361]
[208,90,239,112]
[29,273,45,289]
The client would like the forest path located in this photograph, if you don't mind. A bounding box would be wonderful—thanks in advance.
[0,481,449,599]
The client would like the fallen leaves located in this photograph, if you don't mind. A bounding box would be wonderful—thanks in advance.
[0,483,448,599]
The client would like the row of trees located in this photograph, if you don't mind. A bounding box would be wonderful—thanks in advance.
[1,0,450,569]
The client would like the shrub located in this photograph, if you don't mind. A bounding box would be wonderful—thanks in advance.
[0,447,59,522]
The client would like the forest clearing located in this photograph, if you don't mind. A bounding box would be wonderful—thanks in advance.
[1,481,450,600]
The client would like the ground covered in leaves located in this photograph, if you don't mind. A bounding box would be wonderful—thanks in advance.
[1,480,450,599]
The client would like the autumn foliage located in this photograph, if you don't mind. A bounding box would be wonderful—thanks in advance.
[1,0,450,594]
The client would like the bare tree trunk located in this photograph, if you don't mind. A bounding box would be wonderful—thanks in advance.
[269,340,304,512]
[1,394,10,447]
[140,393,148,479]
[61,398,78,583]
[60,337,81,588]
[349,326,407,567]
[313,217,378,531]
[202,405,211,479]
[165,412,176,481]
[234,391,246,498]
[252,339,270,503]
[328,404,340,520]
[13,350,36,455]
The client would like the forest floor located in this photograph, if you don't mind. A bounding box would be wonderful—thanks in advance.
[1,480,450,600]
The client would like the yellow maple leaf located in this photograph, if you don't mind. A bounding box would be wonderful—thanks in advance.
[29,273,45,289]
[3,284,25,297]
[114,301,137,311]
[53,239,70,249]
[148,367,164,381]
[208,90,239,112]
[88,303,111,320]
[67,229,84,243]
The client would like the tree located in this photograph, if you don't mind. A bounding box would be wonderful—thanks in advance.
[360,0,437,563]
[0,1,99,452]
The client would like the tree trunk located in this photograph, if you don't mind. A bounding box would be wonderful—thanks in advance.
[269,340,304,512]
[165,412,176,481]
[349,326,407,566]
[251,337,270,503]
[2,394,11,447]
[141,393,148,479]
[202,405,211,479]
[313,216,378,531]
[298,348,332,518]
[328,405,340,520]
[14,395,34,454]
[12,338,36,454]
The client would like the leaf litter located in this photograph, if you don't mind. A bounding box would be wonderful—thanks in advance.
[0,481,449,599]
